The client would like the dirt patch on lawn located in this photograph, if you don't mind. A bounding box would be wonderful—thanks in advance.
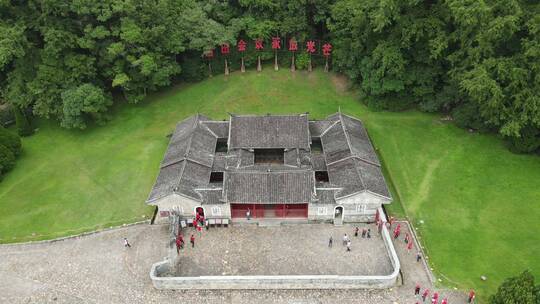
[331,74,349,93]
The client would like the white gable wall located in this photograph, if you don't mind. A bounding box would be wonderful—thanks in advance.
[335,191,390,223]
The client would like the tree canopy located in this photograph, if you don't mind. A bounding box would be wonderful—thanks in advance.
[0,0,538,153]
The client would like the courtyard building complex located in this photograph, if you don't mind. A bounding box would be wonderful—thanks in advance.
[147,112,392,224]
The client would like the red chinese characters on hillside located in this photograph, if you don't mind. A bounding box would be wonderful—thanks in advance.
[255,39,264,50]
[322,43,332,57]
[322,42,332,72]
[306,40,316,53]
[255,39,264,71]
[238,40,247,72]
[272,37,281,71]
[289,39,298,52]
[272,37,281,50]
[221,43,230,55]
[237,40,247,52]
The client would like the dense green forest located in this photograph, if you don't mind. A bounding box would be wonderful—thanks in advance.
[0,0,539,153]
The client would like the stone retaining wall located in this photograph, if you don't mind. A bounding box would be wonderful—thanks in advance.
[150,207,400,290]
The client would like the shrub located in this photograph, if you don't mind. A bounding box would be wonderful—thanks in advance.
[295,52,310,70]
[0,126,22,156]
[452,103,489,131]
[179,51,209,82]
[0,104,15,127]
[507,125,540,154]
[490,270,538,304]
[0,144,16,173]
[14,107,33,136]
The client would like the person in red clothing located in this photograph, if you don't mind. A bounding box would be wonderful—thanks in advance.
[393,224,401,239]
[422,289,430,302]
[175,235,183,253]
[408,239,414,251]
[441,298,448,304]
[192,218,198,228]
[468,290,475,303]
[415,283,421,295]
[431,292,439,304]
[190,234,195,248]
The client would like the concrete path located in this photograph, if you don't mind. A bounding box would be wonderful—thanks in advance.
[0,222,467,304]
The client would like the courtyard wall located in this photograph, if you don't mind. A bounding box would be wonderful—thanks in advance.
[150,207,400,290]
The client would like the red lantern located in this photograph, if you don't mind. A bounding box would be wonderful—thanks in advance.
[322,43,332,57]
[272,37,281,50]
[255,39,264,50]
[289,39,298,51]
[221,43,230,55]
[306,40,316,53]
[237,40,247,52]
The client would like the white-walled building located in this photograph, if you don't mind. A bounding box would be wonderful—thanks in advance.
[147,112,392,224]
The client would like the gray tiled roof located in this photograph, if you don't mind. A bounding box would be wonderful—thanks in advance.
[284,149,299,167]
[314,188,337,204]
[212,153,227,171]
[197,189,225,204]
[224,171,314,204]
[320,121,352,164]
[311,154,327,171]
[147,112,391,205]
[327,157,364,198]
[309,120,335,137]
[201,121,229,138]
[354,159,391,198]
[229,114,310,149]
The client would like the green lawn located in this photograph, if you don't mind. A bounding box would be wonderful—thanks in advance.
[0,69,538,300]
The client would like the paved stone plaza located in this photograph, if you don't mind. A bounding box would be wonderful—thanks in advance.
[173,224,392,276]
[0,222,466,304]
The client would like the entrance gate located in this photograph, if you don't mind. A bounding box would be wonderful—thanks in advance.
[231,204,308,219]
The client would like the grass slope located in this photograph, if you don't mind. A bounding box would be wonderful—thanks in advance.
[0,69,538,299]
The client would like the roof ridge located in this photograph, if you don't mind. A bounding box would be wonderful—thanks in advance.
[337,112,354,157]
[175,116,201,187]
[199,120,219,138]
[352,157,366,191]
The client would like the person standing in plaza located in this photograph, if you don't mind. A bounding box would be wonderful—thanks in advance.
[246,208,251,220]
[367,228,371,238]
[175,235,182,253]
[415,283,421,295]
[393,224,401,239]
[178,234,184,249]
[354,227,359,237]
[346,240,351,252]
[431,292,439,304]
[468,290,475,303]
[416,252,422,262]
[422,289,429,302]
[328,236,333,248]
[123,238,131,248]
[343,233,349,246]
[441,298,448,304]
[190,234,195,248]
[362,228,367,238]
